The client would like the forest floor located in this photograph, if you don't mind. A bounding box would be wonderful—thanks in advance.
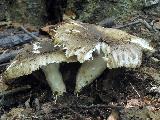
[0,7,160,120]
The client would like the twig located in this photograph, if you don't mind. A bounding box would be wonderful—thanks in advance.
[129,82,141,98]
[114,19,158,32]
[0,50,21,63]
[20,26,40,41]
[76,104,124,109]
[0,85,31,97]
[114,20,141,29]
[139,19,153,31]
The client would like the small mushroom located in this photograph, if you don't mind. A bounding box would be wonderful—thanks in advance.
[2,40,76,95]
[43,20,155,92]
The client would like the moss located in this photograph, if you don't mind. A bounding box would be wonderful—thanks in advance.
[66,0,145,23]
[0,0,8,21]
[6,0,47,26]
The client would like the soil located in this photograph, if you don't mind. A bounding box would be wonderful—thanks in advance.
[0,1,160,120]
[0,62,160,119]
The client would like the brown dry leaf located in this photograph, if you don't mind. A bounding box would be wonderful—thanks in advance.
[41,102,53,114]
[154,18,160,28]
[1,108,36,120]
[125,99,144,108]
[8,22,37,32]
[1,108,24,120]
[107,109,119,120]
[143,96,160,107]
[0,48,5,53]
[143,97,152,105]
[65,10,76,19]
[11,22,22,28]
[140,67,160,85]
[40,25,55,35]
[25,25,38,32]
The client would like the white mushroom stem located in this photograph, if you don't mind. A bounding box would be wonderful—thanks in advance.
[41,63,66,95]
[75,56,107,92]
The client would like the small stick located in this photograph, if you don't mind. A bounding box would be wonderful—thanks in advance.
[20,26,40,41]
[115,19,158,32]
[114,20,141,29]
[129,82,141,98]
[0,85,31,97]
[76,104,124,109]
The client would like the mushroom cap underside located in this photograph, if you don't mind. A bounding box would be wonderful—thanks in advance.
[2,40,76,81]
[101,42,143,68]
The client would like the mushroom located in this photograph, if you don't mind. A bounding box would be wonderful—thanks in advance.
[42,20,155,92]
[2,40,76,95]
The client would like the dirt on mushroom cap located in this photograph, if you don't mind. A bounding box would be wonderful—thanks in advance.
[45,20,153,68]
[2,40,77,81]
[53,20,101,62]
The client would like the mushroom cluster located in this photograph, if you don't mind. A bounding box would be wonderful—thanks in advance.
[3,20,154,96]
[42,19,154,92]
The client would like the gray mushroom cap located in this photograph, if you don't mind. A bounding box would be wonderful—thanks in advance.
[48,20,154,68]
[2,40,76,81]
